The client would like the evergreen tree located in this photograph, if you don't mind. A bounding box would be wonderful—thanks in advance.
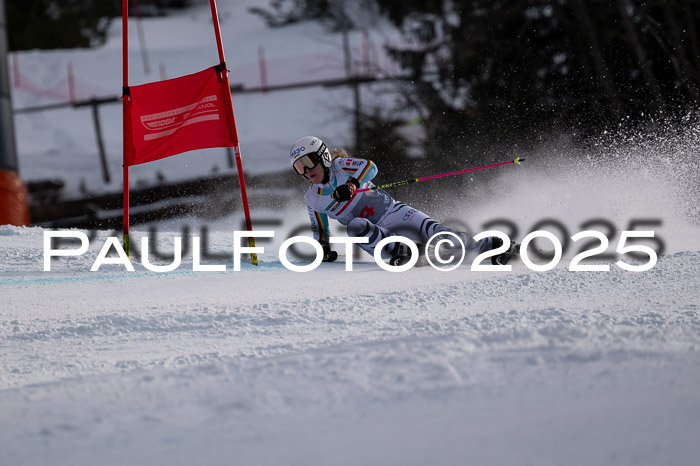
[373,0,700,156]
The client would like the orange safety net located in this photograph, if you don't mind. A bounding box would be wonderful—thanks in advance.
[0,170,30,226]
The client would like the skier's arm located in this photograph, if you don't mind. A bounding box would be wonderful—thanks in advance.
[333,158,378,201]
[353,159,377,184]
[341,158,377,185]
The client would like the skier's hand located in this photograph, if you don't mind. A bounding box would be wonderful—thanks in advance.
[320,241,338,262]
[332,183,356,202]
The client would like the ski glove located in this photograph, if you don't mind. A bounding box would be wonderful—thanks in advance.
[331,177,359,202]
[320,241,338,262]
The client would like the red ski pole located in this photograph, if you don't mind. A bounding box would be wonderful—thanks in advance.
[353,157,524,194]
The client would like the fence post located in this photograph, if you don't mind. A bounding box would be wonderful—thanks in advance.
[12,51,19,88]
[90,99,111,184]
[258,46,268,92]
[67,63,76,103]
[225,146,234,168]
[363,29,370,76]
[133,0,151,74]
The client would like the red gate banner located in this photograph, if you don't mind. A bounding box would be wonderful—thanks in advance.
[126,66,237,166]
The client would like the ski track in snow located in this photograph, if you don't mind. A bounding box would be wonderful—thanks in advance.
[1,226,700,465]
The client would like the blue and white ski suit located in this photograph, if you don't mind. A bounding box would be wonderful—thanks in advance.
[304,157,488,258]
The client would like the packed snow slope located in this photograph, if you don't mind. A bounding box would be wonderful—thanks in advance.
[2,127,700,465]
[1,226,700,466]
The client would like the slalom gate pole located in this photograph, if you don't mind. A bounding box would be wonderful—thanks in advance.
[354,157,524,194]
[209,0,258,265]
[121,0,130,257]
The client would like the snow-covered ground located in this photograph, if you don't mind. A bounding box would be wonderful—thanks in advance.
[2,222,700,466]
[3,1,700,465]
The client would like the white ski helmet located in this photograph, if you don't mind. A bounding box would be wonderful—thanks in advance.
[289,136,332,174]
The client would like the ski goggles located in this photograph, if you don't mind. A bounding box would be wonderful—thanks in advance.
[293,153,322,175]
[293,144,327,175]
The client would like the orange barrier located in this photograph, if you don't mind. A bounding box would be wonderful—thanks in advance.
[0,170,30,226]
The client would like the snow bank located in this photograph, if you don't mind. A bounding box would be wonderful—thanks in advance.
[1,223,700,465]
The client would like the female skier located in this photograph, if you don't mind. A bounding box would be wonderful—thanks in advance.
[290,135,514,265]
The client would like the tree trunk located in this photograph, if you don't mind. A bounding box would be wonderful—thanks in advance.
[662,3,699,100]
[684,0,700,75]
[570,0,624,120]
[616,0,667,111]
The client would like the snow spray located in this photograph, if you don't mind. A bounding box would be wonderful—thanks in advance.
[439,120,700,256]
